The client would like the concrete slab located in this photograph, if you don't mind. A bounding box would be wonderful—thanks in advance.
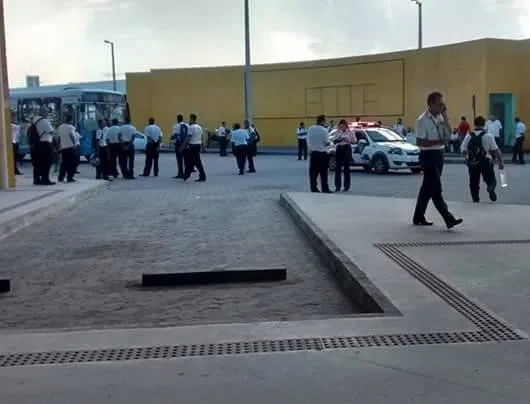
[0,176,108,242]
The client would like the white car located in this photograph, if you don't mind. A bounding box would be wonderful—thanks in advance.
[328,123,422,174]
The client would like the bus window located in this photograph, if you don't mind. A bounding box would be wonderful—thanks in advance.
[20,98,42,122]
[43,97,61,126]
[80,103,98,131]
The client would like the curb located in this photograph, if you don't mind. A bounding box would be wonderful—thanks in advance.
[0,181,109,242]
[279,192,401,316]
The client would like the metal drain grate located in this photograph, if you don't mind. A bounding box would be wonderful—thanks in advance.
[0,331,523,368]
[375,243,525,340]
[385,239,530,248]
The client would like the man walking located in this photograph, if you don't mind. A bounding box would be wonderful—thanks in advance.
[30,107,56,186]
[231,123,249,175]
[297,122,308,160]
[56,115,77,183]
[244,120,256,173]
[461,116,504,203]
[486,115,503,149]
[106,118,121,178]
[95,119,112,181]
[512,117,526,165]
[172,114,188,178]
[180,113,206,182]
[142,118,163,177]
[119,118,137,179]
[412,91,462,228]
[218,121,227,156]
[307,115,332,193]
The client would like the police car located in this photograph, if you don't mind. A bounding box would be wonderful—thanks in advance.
[328,121,422,174]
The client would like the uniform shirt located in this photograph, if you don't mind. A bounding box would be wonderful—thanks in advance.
[218,126,226,137]
[415,110,450,151]
[96,128,107,147]
[188,123,203,145]
[101,126,110,146]
[56,123,76,151]
[307,124,330,152]
[331,129,357,146]
[485,119,502,138]
[231,128,249,146]
[515,121,526,138]
[120,124,137,142]
[106,125,121,144]
[297,127,308,139]
[11,123,20,144]
[393,123,406,137]
[461,129,499,160]
[172,122,189,143]
[33,115,54,143]
[144,124,163,142]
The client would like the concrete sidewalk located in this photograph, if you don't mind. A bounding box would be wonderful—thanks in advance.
[0,176,108,241]
[1,193,529,402]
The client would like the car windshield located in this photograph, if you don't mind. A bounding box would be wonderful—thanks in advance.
[365,128,404,143]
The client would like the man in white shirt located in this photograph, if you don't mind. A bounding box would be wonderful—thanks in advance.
[119,118,137,179]
[95,119,112,181]
[412,91,462,229]
[485,115,503,149]
[512,117,526,164]
[307,114,332,193]
[11,119,22,175]
[55,115,77,183]
[393,118,406,138]
[218,121,227,156]
[171,114,188,178]
[179,113,206,182]
[461,116,504,203]
[142,117,163,177]
[74,130,81,174]
[297,122,308,161]
[230,122,250,175]
[243,120,257,173]
[30,107,56,186]
[106,119,121,178]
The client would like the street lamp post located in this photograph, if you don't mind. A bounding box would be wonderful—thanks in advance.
[243,0,252,124]
[411,0,423,50]
[104,40,117,91]
[0,0,11,189]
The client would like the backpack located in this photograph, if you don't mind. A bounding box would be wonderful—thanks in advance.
[27,118,43,148]
[177,123,188,143]
[467,130,487,166]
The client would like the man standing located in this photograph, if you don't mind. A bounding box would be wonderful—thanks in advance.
[230,123,249,175]
[180,113,206,182]
[11,118,22,175]
[512,117,526,165]
[307,115,332,193]
[95,120,112,181]
[31,107,56,186]
[142,117,163,177]
[56,115,77,183]
[244,120,256,173]
[461,116,504,203]
[218,121,227,156]
[106,118,121,178]
[485,115,503,149]
[412,91,462,228]
[74,130,81,174]
[297,122,308,160]
[171,114,188,178]
[119,118,137,179]
[393,118,406,138]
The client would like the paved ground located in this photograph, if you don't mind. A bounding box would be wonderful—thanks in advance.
[2,153,529,332]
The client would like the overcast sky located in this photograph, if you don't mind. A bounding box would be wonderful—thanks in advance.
[5,0,530,86]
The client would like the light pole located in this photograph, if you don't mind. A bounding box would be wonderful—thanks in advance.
[243,0,252,124]
[0,0,10,189]
[104,40,117,91]
[411,0,423,50]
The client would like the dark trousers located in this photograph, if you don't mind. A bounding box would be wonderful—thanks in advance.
[297,138,308,160]
[246,144,256,172]
[143,142,160,176]
[234,145,247,174]
[118,143,133,178]
[219,137,227,156]
[33,141,54,184]
[512,137,525,164]
[495,136,504,150]
[413,150,455,224]
[335,144,351,191]
[96,146,110,179]
[184,144,206,180]
[12,143,20,173]
[75,145,80,171]
[58,147,77,182]
[174,142,184,177]
[309,151,330,192]
[109,143,120,177]
[468,159,496,202]
[127,144,135,177]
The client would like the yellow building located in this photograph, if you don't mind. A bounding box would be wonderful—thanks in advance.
[126,37,530,149]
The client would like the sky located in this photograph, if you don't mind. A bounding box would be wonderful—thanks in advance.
[5,0,530,86]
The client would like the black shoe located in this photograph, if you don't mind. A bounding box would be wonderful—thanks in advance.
[103,177,112,181]
[489,190,497,202]
[311,189,320,193]
[75,171,81,174]
[67,179,76,183]
[140,174,149,177]
[41,181,56,186]
[413,220,433,226]
[239,172,244,175]
[96,176,101,180]
[322,190,333,194]
[447,218,463,229]
[342,189,349,192]
[154,174,158,177]
[15,171,22,175]
[195,178,206,182]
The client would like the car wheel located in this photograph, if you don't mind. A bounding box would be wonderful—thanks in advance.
[411,168,422,174]
[372,156,389,174]
[328,155,336,171]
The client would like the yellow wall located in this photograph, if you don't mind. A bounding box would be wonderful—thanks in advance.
[126,38,527,147]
